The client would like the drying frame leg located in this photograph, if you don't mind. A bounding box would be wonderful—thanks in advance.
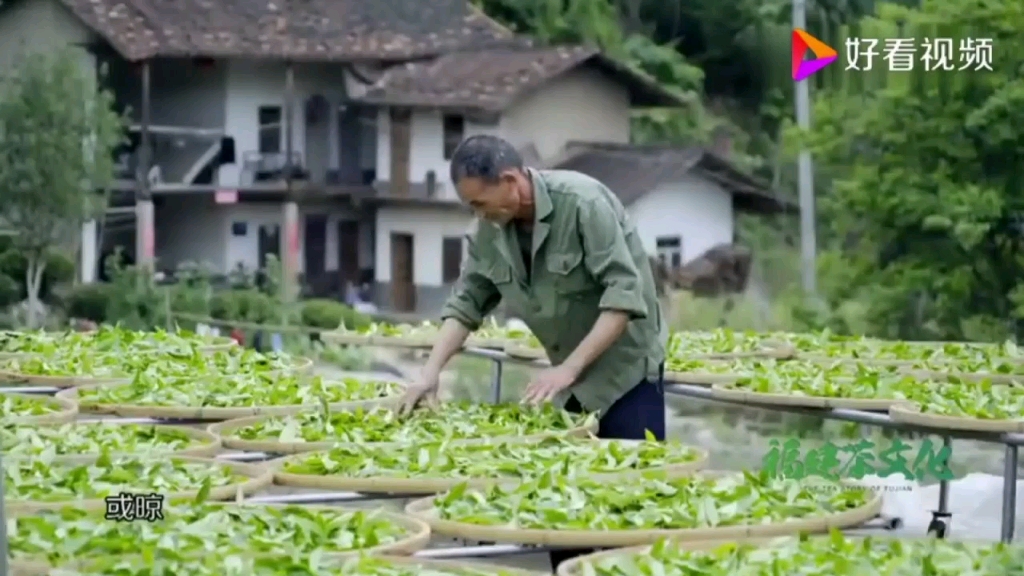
[490,358,503,404]
[927,436,953,538]
[0,448,8,576]
[1002,443,1019,542]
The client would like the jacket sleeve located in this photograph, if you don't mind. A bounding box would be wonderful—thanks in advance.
[577,196,649,320]
[439,225,502,331]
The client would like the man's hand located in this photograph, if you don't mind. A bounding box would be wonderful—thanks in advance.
[398,370,441,416]
[522,365,578,405]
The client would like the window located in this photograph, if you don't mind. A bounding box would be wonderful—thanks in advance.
[443,115,464,160]
[231,221,248,237]
[656,236,682,269]
[442,236,463,283]
[258,106,282,154]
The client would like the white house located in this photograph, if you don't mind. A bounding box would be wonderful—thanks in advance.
[0,0,786,314]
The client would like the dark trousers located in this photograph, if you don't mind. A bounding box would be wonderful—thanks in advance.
[549,366,666,570]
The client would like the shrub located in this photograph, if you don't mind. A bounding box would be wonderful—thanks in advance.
[300,299,371,330]
[64,283,114,322]
[209,289,278,324]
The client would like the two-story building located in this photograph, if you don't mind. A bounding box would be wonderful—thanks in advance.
[0,0,788,314]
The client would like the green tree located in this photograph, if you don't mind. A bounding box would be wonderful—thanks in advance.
[0,49,124,327]
[800,0,1024,341]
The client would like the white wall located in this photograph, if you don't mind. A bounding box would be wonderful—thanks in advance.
[373,66,630,204]
[628,174,734,263]
[218,60,350,187]
[376,110,500,201]
[156,197,371,275]
[500,67,631,160]
[155,196,229,272]
[374,207,473,285]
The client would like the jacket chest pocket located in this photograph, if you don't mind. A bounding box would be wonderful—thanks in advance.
[545,252,592,296]
[487,263,524,311]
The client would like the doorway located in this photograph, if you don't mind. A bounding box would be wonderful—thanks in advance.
[390,232,415,312]
[304,215,327,291]
[257,224,280,269]
[337,220,360,286]
[305,95,330,183]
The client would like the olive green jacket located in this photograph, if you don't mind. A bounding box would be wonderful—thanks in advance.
[440,168,667,414]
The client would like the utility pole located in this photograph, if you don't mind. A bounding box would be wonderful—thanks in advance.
[794,0,817,295]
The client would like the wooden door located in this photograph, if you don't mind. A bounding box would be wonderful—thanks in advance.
[390,232,415,312]
[337,220,360,285]
[389,108,411,196]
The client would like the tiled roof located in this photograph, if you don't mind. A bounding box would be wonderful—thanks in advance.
[548,141,793,213]
[58,0,516,61]
[354,45,685,111]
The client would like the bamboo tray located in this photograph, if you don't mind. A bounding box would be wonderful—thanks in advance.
[8,505,431,570]
[0,370,127,388]
[4,455,272,514]
[58,382,400,420]
[504,343,547,360]
[663,371,739,386]
[555,534,952,576]
[2,392,78,425]
[209,411,599,454]
[903,369,1022,385]
[28,555,550,576]
[677,340,797,361]
[8,422,222,460]
[889,402,1024,433]
[557,536,781,576]
[710,383,898,411]
[269,439,708,494]
[403,475,882,547]
[0,355,312,389]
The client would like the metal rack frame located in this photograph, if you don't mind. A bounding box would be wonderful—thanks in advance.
[460,347,1023,543]
[0,345,1007,573]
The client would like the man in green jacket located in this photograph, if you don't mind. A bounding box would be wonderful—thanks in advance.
[398,135,668,568]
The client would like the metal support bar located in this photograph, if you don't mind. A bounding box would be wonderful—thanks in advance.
[0,387,58,395]
[666,382,1023,542]
[1002,445,1019,542]
[77,417,212,425]
[937,436,952,514]
[927,436,954,538]
[216,452,271,462]
[414,544,545,559]
[665,383,1024,445]
[244,491,418,504]
[490,358,503,403]
[0,424,8,576]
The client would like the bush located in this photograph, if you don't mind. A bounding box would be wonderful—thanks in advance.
[300,298,371,330]
[209,289,278,324]
[64,283,114,322]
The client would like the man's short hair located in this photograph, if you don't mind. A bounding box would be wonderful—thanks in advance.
[449,135,524,184]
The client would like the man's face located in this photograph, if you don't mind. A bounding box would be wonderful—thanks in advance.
[456,173,520,225]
